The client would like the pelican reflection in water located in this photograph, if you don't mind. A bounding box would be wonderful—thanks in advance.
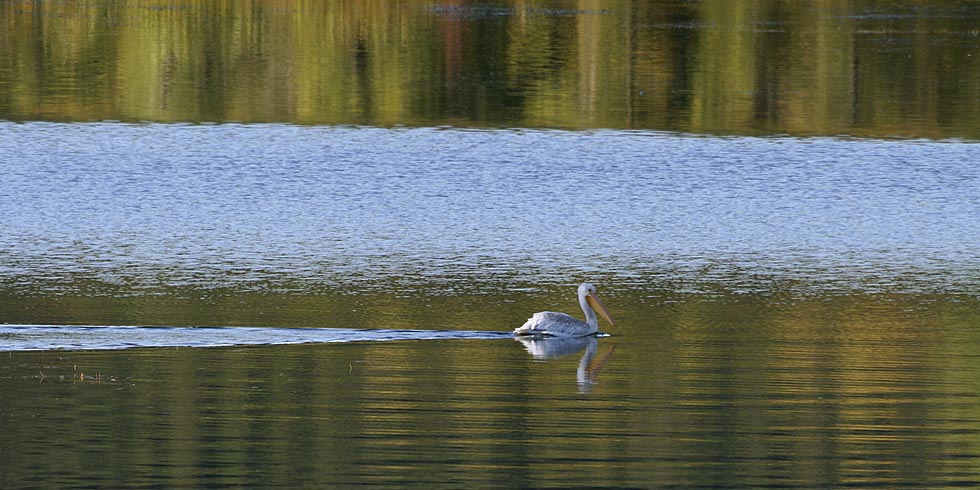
[514,283,614,338]
[516,336,617,392]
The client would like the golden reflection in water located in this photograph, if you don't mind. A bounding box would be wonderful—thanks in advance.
[1,293,979,488]
[0,0,977,138]
[656,295,980,487]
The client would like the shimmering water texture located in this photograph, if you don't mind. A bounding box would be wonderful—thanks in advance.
[2,123,978,312]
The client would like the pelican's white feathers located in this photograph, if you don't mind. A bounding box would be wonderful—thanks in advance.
[513,283,614,338]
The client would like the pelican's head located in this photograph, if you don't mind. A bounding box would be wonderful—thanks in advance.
[578,282,615,326]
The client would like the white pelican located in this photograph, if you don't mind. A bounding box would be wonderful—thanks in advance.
[514,283,614,338]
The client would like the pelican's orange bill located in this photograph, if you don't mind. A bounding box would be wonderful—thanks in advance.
[586,293,615,326]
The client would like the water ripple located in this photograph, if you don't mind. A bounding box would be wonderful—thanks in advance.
[0,325,514,352]
[1,122,978,297]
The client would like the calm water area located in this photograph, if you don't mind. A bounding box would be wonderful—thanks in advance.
[2,1,980,489]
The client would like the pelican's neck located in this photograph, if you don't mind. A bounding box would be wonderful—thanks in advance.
[579,289,599,329]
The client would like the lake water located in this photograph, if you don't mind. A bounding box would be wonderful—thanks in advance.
[3,298,980,489]
[2,0,979,137]
[2,122,979,490]
[2,1,980,489]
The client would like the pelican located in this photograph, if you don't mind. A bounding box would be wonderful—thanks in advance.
[514,283,615,338]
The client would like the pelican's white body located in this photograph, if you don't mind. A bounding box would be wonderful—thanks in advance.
[514,283,613,338]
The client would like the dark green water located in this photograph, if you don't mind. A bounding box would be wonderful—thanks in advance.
[1,0,978,137]
[3,295,980,489]
[2,1,980,489]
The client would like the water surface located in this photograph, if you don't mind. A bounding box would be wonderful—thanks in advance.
[3,295,980,489]
[2,123,978,323]
[1,0,978,137]
[2,1,980,488]
[0,324,514,351]
[1,115,979,490]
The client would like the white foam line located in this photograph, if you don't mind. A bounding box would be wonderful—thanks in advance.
[0,325,514,352]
